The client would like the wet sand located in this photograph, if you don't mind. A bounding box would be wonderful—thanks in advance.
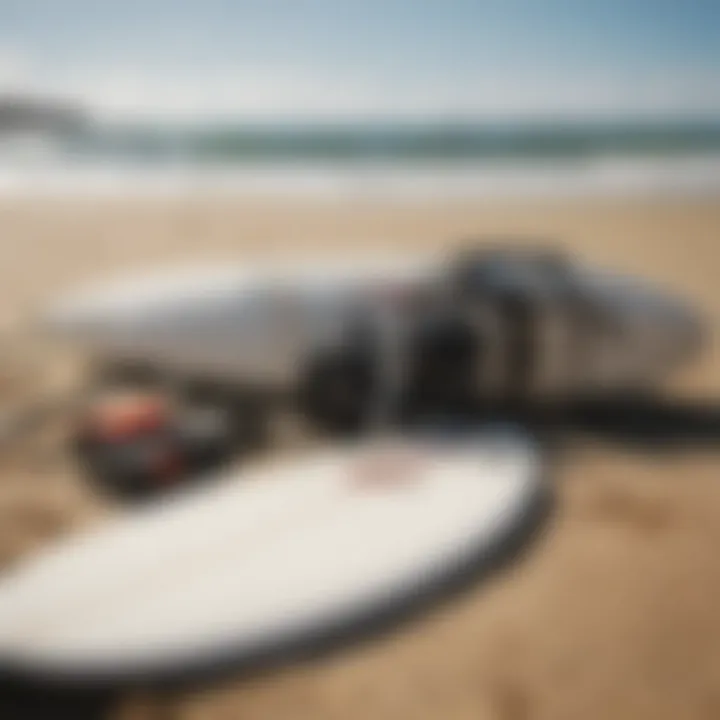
[0,196,718,719]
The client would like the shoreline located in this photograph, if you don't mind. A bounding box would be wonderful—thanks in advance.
[1,154,720,201]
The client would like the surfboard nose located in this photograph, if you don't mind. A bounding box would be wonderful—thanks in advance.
[571,267,706,391]
[42,265,245,343]
[42,293,136,349]
[664,298,705,364]
[44,296,111,337]
[638,285,704,365]
[609,279,705,381]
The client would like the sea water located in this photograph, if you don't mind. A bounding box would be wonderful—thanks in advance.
[1,120,719,199]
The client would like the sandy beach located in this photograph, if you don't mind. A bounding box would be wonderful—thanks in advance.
[0,195,719,719]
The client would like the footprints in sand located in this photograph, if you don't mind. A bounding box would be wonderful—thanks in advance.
[582,484,675,535]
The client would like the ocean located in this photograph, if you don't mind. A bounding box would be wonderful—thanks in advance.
[1,119,720,199]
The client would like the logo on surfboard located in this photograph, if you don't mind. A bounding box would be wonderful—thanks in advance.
[349,447,426,490]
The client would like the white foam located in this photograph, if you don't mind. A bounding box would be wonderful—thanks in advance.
[0,155,719,200]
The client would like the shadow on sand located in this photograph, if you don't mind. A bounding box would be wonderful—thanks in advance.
[474,394,720,451]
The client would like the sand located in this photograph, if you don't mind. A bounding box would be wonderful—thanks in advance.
[0,195,718,719]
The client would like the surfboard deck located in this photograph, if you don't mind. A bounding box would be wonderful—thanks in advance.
[0,427,546,685]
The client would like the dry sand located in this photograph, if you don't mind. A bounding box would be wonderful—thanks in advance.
[0,195,718,719]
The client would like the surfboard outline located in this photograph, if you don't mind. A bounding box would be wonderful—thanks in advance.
[0,427,553,690]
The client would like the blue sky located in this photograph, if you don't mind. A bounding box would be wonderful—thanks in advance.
[0,0,719,119]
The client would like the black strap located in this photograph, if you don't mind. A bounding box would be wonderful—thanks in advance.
[0,674,118,720]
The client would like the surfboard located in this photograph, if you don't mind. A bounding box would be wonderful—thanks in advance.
[0,427,545,684]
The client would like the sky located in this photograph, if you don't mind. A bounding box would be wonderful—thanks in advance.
[0,0,719,121]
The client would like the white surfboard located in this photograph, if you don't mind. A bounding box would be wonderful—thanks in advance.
[0,428,544,683]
